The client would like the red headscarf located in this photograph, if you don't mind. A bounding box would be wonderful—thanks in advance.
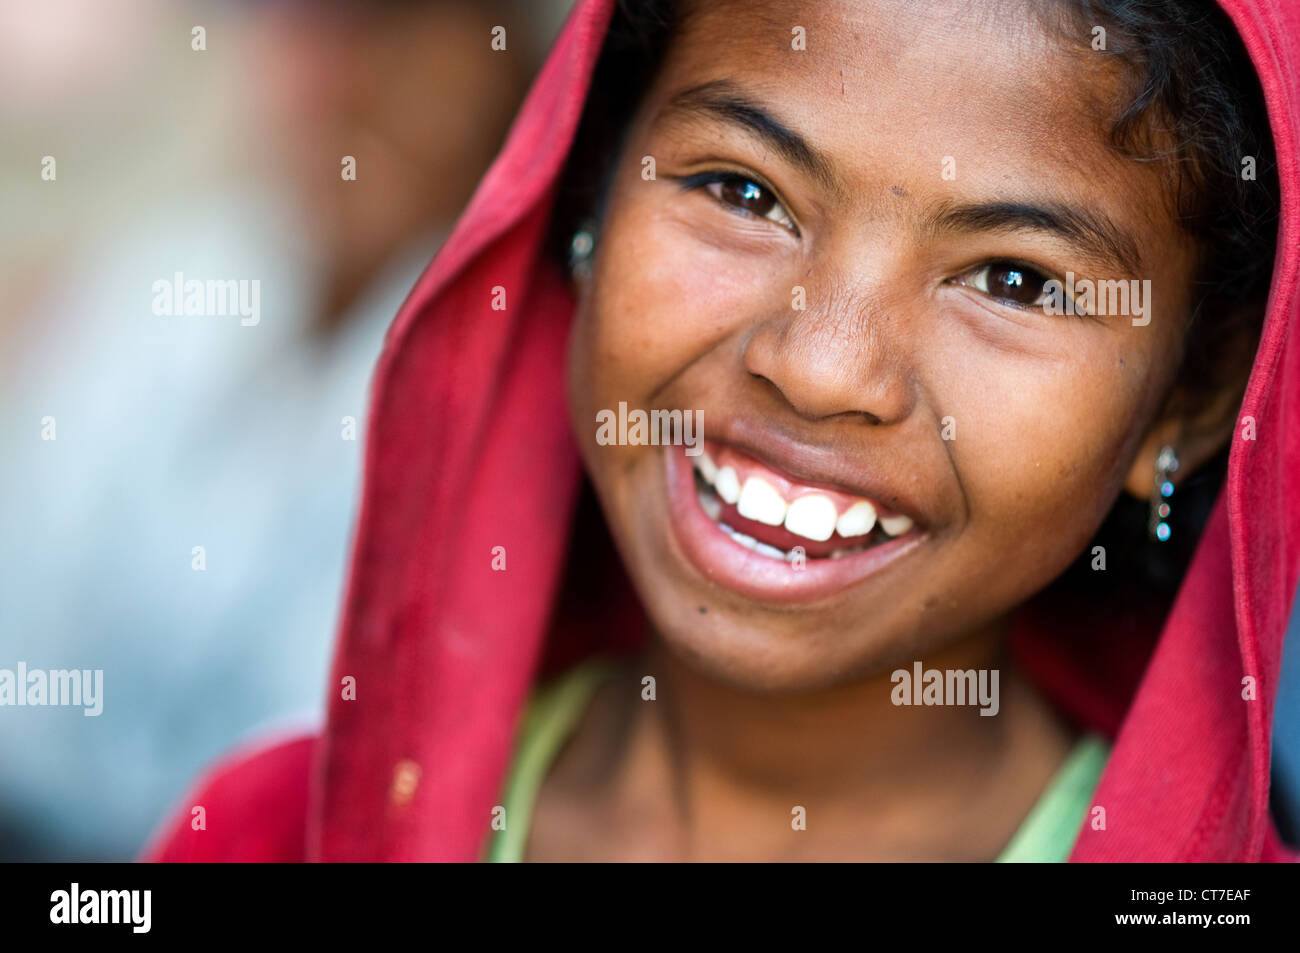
[146,0,1300,862]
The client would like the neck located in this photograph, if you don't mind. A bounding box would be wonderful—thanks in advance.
[609,622,1074,859]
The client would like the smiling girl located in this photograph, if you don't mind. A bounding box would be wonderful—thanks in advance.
[148,0,1299,862]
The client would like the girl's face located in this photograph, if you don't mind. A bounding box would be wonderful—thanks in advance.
[567,0,1200,692]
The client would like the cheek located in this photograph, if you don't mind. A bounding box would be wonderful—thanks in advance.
[574,188,788,419]
[602,173,804,355]
[935,329,1158,566]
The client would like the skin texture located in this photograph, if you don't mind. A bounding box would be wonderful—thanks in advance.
[537,0,1227,860]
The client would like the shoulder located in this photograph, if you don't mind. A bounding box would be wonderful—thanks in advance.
[140,731,318,863]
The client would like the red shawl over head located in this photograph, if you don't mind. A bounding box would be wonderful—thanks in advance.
[147,0,1300,862]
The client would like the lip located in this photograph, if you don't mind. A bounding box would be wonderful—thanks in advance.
[664,445,927,605]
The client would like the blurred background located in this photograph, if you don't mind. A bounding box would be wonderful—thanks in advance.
[0,0,1297,862]
[0,0,573,860]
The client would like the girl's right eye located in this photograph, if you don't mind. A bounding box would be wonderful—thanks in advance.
[684,172,798,234]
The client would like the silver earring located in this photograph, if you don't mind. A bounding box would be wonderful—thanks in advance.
[1148,445,1179,542]
[568,220,597,281]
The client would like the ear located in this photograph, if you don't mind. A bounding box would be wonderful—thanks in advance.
[1122,388,1241,500]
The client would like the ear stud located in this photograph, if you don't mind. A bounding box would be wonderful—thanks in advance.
[569,220,598,281]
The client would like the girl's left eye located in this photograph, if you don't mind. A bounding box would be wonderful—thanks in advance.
[955,261,1055,309]
[692,173,797,233]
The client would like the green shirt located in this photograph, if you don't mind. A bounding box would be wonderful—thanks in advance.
[485,658,1108,862]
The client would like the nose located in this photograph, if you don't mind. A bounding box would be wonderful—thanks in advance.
[741,283,914,426]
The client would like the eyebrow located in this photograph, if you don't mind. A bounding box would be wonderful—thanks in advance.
[927,200,1144,276]
[660,80,843,197]
[661,81,1143,275]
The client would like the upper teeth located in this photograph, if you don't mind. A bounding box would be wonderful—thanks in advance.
[737,476,787,526]
[714,465,741,505]
[784,494,837,541]
[878,513,914,536]
[696,450,719,485]
[694,453,912,542]
[836,500,877,538]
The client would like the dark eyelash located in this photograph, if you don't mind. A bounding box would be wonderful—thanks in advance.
[989,259,1050,286]
[674,170,743,193]
[671,170,799,235]
[978,260,1095,321]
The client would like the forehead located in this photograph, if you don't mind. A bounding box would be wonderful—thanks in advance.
[650,0,1171,227]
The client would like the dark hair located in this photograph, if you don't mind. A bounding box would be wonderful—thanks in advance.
[549,0,1279,602]
[547,0,678,262]
[1039,0,1280,428]
[1029,0,1278,605]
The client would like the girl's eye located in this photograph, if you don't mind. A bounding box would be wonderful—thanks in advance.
[698,174,797,233]
[958,261,1055,309]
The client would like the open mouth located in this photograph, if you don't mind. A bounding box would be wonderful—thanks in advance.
[663,436,926,605]
[691,441,918,563]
